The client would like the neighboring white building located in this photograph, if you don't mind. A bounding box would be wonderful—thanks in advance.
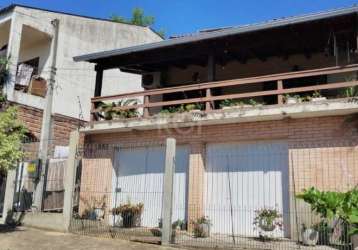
[0,4,162,122]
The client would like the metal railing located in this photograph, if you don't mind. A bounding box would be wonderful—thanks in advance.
[91,64,358,121]
[69,140,358,250]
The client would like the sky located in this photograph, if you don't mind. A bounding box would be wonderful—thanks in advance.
[1,0,358,37]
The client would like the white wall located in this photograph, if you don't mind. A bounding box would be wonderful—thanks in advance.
[52,10,162,120]
[3,6,162,120]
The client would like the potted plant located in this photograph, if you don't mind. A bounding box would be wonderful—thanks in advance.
[340,86,358,98]
[173,219,187,231]
[301,223,319,246]
[79,195,107,220]
[311,91,326,102]
[112,202,144,228]
[296,187,358,248]
[253,208,283,233]
[220,98,261,109]
[220,99,240,109]
[313,220,332,245]
[192,216,212,238]
[97,99,139,120]
[158,105,186,116]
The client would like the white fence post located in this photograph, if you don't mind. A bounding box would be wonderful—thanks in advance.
[1,169,16,224]
[161,138,176,245]
[63,130,79,231]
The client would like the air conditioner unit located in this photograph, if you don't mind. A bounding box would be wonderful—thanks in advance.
[142,72,161,89]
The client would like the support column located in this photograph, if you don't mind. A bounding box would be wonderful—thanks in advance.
[277,80,284,104]
[1,169,16,224]
[5,12,23,100]
[63,130,80,231]
[206,54,215,111]
[161,138,176,245]
[94,65,103,97]
[187,142,205,231]
[91,65,104,121]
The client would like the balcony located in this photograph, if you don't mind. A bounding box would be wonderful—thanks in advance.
[85,64,358,132]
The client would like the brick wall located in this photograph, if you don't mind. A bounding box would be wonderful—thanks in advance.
[16,104,43,139]
[16,103,85,144]
[85,116,358,146]
[81,115,358,234]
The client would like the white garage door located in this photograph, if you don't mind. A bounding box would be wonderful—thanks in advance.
[112,145,189,227]
[205,141,290,237]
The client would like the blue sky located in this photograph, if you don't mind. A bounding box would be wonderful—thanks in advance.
[1,0,358,37]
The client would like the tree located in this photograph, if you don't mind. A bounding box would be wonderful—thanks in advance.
[110,7,165,38]
[0,98,27,172]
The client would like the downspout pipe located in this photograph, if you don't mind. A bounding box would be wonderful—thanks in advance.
[33,19,60,210]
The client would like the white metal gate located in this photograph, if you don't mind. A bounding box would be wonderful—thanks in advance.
[205,141,290,237]
[112,145,189,227]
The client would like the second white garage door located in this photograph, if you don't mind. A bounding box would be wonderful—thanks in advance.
[205,141,290,237]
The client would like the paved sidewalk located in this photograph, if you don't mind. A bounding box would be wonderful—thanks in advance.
[0,226,177,250]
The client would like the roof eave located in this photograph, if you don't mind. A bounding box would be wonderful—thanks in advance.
[73,5,358,63]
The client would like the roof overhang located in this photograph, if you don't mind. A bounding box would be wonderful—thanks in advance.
[74,6,358,66]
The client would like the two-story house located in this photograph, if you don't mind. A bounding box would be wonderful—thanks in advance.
[73,6,358,246]
[0,4,162,142]
[0,4,161,216]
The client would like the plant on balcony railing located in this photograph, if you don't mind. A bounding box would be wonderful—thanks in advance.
[341,86,358,98]
[97,99,139,120]
[219,98,263,109]
[284,91,327,104]
[159,103,204,116]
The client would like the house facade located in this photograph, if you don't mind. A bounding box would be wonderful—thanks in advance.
[74,7,358,241]
[0,4,162,141]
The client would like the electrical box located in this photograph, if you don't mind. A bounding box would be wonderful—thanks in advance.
[27,159,41,180]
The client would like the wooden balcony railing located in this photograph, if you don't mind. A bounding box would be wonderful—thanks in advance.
[91,64,358,122]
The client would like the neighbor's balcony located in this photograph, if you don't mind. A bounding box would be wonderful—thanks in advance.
[88,64,358,129]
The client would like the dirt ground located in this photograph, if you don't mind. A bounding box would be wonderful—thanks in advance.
[0,226,177,250]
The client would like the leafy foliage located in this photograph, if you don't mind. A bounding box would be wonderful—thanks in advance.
[97,99,139,120]
[296,187,358,236]
[0,103,28,172]
[219,98,262,108]
[112,202,144,216]
[112,201,144,228]
[110,7,165,38]
[160,103,204,115]
[191,216,212,238]
[340,86,358,98]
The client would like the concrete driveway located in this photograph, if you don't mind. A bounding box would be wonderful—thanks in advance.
[0,226,178,250]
